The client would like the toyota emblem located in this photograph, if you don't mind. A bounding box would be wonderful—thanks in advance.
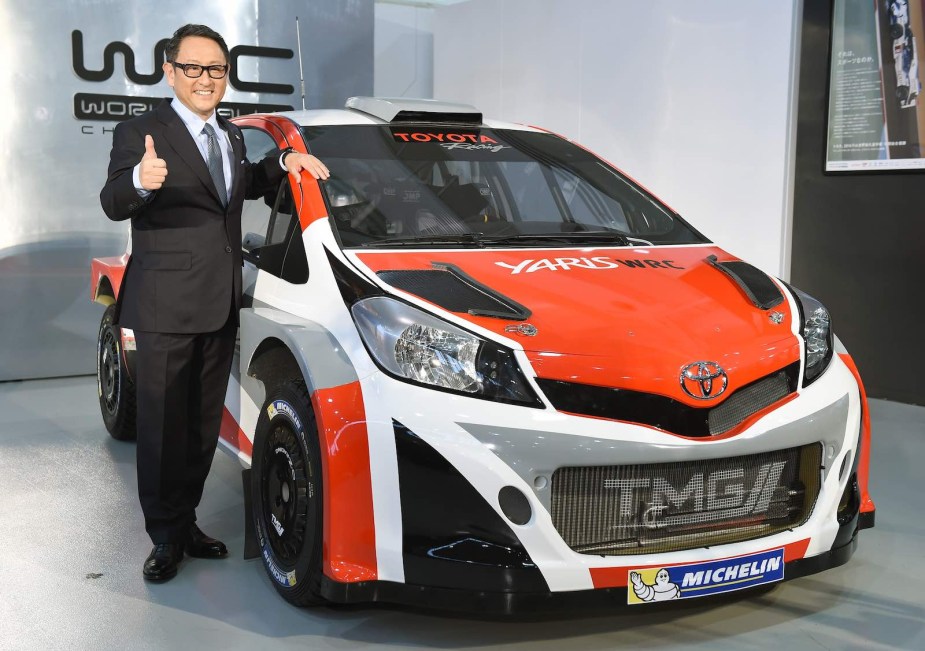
[504,323,538,336]
[680,362,728,400]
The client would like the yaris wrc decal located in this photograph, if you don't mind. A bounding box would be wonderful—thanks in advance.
[493,256,685,274]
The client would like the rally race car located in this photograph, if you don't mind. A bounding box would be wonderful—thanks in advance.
[92,97,874,613]
[889,0,921,107]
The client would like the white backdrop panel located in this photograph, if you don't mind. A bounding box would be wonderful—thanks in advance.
[375,2,434,99]
[0,0,374,381]
[435,0,799,277]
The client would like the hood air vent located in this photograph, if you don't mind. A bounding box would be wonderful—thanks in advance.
[706,256,784,310]
[377,262,530,320]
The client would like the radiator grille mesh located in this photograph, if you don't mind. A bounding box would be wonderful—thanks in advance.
[550,444,821,556]
[708,371,790,434]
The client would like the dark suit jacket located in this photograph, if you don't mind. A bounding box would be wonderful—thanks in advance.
[100,99,286,333]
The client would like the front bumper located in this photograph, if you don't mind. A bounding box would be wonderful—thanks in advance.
[323,352,873,611]
[318,521,868,614]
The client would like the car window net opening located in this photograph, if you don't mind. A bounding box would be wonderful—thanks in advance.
[301,126,708,248]
[242,180,309,284]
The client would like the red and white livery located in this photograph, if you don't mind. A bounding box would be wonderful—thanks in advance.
[92,97,874,613]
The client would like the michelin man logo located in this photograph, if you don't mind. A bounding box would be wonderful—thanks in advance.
[630,568,681,602]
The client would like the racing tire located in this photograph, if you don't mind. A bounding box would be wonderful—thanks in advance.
[96,304,137,441]
[897,84,910,102]
[890,23,903,41]
[252,379,325,606]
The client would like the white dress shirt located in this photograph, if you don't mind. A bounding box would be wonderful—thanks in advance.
[133,99,231,200]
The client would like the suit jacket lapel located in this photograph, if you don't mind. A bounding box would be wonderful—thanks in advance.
[156,99,224,206]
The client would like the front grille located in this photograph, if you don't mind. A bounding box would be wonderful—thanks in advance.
[536,362,799,437]
[550,444,821,556]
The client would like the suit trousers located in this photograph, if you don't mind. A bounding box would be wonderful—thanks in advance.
[133,310,237,544]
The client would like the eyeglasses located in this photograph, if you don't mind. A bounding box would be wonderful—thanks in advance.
[170,61,229,79]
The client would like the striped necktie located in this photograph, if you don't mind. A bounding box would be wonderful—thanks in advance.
[202,123,227,206]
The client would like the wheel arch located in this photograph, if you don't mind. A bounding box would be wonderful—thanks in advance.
[247,337,303,406]
[94,276,116,306]
[91,255,128,306]
[240,308,378,587]
[240,308,361,419]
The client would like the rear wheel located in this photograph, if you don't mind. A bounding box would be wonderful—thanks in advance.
[252,379,325,606]
[97,304,136,441]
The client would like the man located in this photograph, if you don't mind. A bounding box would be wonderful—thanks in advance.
[100,24,329,582]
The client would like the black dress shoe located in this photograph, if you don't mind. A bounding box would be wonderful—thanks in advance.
[185,523,228,558]
[143,543,184,582]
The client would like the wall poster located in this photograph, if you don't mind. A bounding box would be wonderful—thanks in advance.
[826,0,925,171]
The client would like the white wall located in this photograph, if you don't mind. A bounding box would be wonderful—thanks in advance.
[375,2,434,98]
[435,0,800,278]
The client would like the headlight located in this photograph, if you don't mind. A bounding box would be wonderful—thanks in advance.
[351,296,543,407]
[790,286,833,386]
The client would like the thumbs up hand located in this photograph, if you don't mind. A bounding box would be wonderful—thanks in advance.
[139,134,168,190]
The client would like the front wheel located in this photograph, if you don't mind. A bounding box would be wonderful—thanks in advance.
[96,304,136,441]
[252,379,325,606]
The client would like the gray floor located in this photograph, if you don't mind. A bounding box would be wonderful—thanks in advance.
[0,376,922,651]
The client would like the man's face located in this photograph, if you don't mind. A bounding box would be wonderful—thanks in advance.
[163,36,227,120]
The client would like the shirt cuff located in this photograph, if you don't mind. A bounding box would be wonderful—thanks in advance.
[132,163,153,199]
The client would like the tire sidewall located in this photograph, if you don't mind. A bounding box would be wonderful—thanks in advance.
[252,386,322,600]
[97,305,126,434]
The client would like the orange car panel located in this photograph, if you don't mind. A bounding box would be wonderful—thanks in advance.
[356,246,800,406]
[311,381,378,583]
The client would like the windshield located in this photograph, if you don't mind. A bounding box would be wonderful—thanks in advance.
[301,125,709,248]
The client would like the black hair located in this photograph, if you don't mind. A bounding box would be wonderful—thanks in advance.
[165,24,230,63]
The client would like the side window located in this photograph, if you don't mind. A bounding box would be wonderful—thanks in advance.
[241,127,279,251]
[247,182,308,285]
[240,127,308,284]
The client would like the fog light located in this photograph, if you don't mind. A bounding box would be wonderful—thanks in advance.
[499,486,531,525]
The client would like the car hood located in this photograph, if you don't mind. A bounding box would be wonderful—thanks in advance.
[351,246,801,405]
